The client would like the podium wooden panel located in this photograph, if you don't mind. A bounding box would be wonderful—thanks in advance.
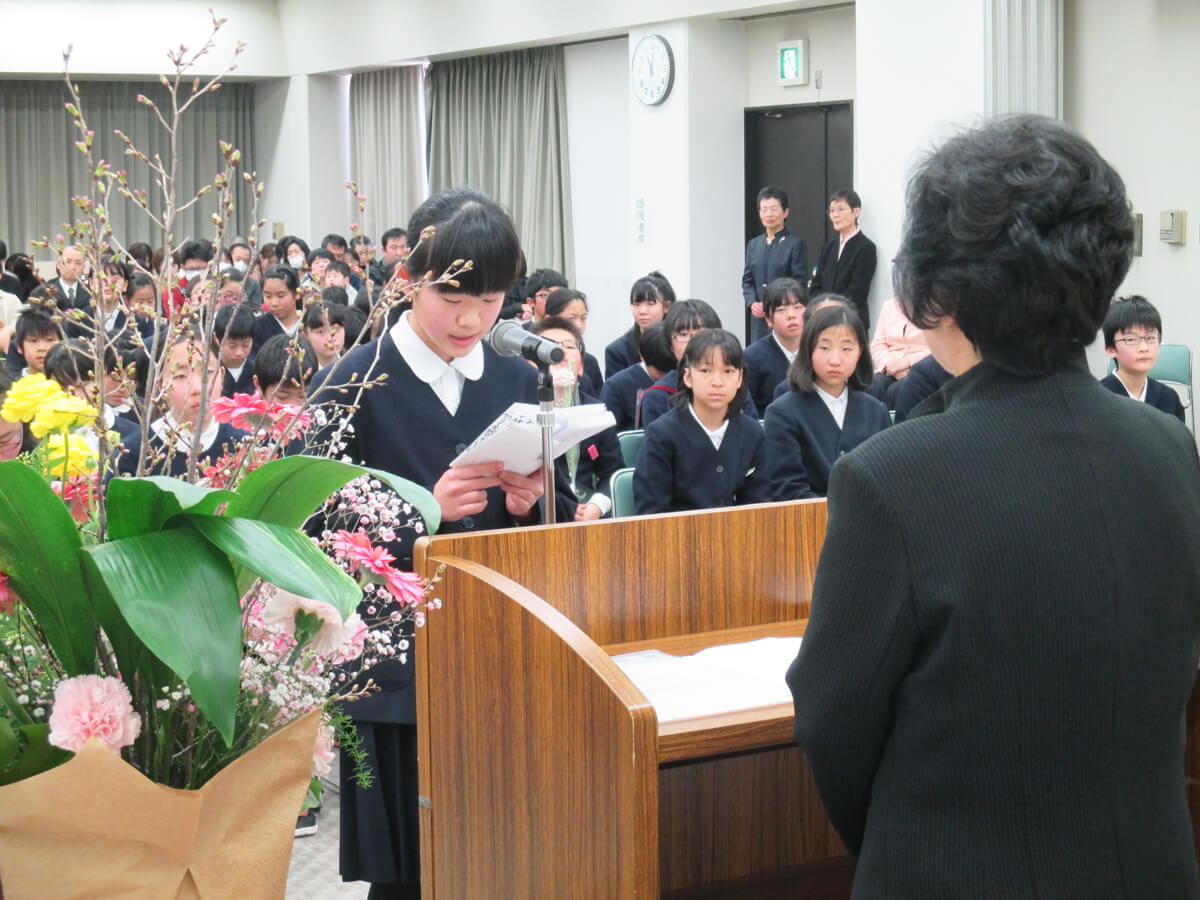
[414,500,1200,898]
[413,500,851,899]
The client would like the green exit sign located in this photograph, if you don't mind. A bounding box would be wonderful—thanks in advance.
[777,39,808,86]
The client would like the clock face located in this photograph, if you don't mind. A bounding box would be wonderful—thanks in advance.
[631,35,674,106]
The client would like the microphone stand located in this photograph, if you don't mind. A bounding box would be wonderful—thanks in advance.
[536,362,556,524]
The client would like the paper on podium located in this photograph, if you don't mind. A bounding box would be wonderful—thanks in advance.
[450,402,616,474]
[611,636,802,724]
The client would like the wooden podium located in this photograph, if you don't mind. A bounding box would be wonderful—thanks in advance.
[413,500,854,898]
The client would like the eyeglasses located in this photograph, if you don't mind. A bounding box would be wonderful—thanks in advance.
[671,329,699,345]
[1114,334,1160,347]
[555,341,580,351]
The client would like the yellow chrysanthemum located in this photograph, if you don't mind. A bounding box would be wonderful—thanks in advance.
[1,374,65,424]
[29,394,99,438]
[42,431,98,479]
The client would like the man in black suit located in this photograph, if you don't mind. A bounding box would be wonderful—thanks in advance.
[809,189,877,328]
[788,115,1200,898]
[741,186,807,343]
[47,244,91,310]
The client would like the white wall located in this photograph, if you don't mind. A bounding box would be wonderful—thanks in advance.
[0,0,286,77]
[855,0,987,323]
[254,77,311,241]
[1064,0,1200,373]
[744,5,855,108]
[564,39,631,366]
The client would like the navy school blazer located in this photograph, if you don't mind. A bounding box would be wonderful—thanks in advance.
[1098,373,1186,424]
[763,387,890,499]
[639,370,760,428]
[744,334,792,415]
[634,403,772,514]
[604,328,640,380]
[117,421,248,478]
[223,359,257,397]
[600,363,654,432]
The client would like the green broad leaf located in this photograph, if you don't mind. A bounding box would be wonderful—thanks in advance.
[229,455,440,536]
[0,460,95,675]
[0,723,72,786]
[185,514,361,621]
[81,526,242,746]
[106,477,238,541]
[0,718,16,770]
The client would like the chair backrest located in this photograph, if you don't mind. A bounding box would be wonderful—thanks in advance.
[610,467,636,518]
[617,430,644,468]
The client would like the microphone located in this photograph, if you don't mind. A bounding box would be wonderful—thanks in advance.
[488,319,565,366]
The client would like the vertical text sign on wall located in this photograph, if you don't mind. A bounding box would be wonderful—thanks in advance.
[777,40,808,87]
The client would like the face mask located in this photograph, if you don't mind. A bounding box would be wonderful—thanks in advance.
[287,255,305,268]
[232,260,248,273]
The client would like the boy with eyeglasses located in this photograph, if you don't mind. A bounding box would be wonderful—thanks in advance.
[1099,295,1185,422]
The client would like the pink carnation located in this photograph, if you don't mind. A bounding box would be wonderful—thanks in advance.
[48,675,142,753]
[312,723,336,778]
[384,567,426,607]
[262,589,362,656]
[211,392,270,432]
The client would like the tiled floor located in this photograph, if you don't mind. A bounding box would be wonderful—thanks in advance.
[286,770,369,899]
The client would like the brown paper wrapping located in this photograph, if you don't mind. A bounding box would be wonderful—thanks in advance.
[0,708,320,899]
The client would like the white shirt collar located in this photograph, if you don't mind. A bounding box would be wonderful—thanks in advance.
[771,332,799,364]
[227,363,245,380]
[274,315,299,337]
[151,411,220,455]
[388,310,484,415]
[1115,372,1147,403]
[815,384,849,429]
[104,307,121,332]
[687,402,730,451]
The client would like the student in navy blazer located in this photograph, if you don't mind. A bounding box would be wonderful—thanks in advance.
[604,272,674,380]
[600,322,674,431]
[809,189,878,329]
[744,277,807,413]
[764,303,889,499]
[1098,295,1187,424]
[635,329,771,513]
[253,265,303,354]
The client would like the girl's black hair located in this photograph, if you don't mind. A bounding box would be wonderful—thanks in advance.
[213,302,256,342]
[630,272,676,308]
[404,188,522,296]
[302,300,349,331]
[763,277,808,318]
[44,339,116,387]
[803,292,852,324]
[663,298,721,337]
[262,264,301,296]
[544,288,587,318]
[676,328,746,420]
[125,271,157,302]
[788,303,875,393]
[255,334,317,395]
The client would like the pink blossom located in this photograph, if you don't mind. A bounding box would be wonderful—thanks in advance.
[332,530,395,575]
[268,403,312,441]
[312,723,336,777]
[47,675,142,753]
[384,568,426,607]
[261,589,361,656]
[0,572,16,615]
[211,392,270,432]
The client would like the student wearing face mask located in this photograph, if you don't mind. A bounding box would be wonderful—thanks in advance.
[277,235,311,273]
[228,241,262,306]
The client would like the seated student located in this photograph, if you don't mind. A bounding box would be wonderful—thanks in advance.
[771,293,857,403]
[324,259,365,309]
[253,265,302,354]
[213,303,257,397]
[10,307,62,376]
[530,316,623,520]
[301,301,347,370]
[254,333,317,406]
[634,328,770,514]
[342,305,368,354]
[745,277,807,413]
[520,267,568,323]
[764,303,890,499]
[124,272,159,321]
[118,326,248,477]
[43,339,140,449]
[1099,295,1185,423]
[604,271,674,380]
[543,288,603,393]
[600,322,674,431]
[869,295,931,408]
[303,248,335,292]
[640,300,761,428]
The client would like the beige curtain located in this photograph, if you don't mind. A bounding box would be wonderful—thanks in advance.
[0,80,256,259]
[427,46,574,280]
[349,66,427,242]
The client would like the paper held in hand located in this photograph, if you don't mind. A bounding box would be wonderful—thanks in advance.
[450,402,617,474]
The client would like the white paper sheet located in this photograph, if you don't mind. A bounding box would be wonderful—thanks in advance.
[450,402,616,474]
[611,637,802,724]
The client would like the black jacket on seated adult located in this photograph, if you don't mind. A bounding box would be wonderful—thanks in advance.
[763,386,890,498]
[633,403,771,513]
[1098,372,1186,423]
[787,353,1200,898]
[809,231,877,328]
[47,277,91,311]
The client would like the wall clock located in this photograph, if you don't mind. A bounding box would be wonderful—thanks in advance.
[631,34,674,106]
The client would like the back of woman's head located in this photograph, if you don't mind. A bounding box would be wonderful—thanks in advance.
[894,114,1135,374]
[404,188,522,296]
[789,302,874,392]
